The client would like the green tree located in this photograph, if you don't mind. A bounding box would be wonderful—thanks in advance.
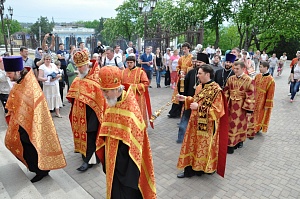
[203,0,232,48]
[233,0,300,51]
[0,19,22,45]
[30,17,54,39]
[1,19,22,35]
[102,0,139,44]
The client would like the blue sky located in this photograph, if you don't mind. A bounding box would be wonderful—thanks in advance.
[7,0,124,23]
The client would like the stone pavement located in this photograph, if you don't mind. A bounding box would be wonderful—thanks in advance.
[1,61,300,198]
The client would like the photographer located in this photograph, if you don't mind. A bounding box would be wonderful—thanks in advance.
[42,33,55,62]
[93,41,105,54]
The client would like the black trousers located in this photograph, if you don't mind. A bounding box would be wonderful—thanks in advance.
[184,166,204,177]
[164,70,170,86]
[111,141,142,199]
[59,82,65,103]
[111,176,143,199]
[19,126,49,175]
[83,131,97,163]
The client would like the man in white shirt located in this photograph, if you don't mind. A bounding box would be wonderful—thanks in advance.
[103,47,124,70]
[114,45,123,60]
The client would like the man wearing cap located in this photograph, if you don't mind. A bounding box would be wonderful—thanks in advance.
[224,61,255,154]
[97,66,156,199]
[121,56,152,128]
[176,53,209,143]
[176,64,228,178]
[214,53,236,89]
[3,56,66,183]
[66,50,106,172]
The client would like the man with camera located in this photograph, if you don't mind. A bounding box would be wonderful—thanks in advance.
[93,41,105,55]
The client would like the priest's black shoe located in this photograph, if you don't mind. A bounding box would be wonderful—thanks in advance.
[248,137,254,140]
[77,162,89,172]
[31,173,49,183]
[227,146,235,154]
[177,171,185,178]
[237,142,243,148]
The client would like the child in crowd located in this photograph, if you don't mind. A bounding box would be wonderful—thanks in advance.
[54,60,65,106]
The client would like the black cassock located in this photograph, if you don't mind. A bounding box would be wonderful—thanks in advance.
[102,141,143,199]
[214,68,234,89]
[168,68,199,117]
[83,105,99,163]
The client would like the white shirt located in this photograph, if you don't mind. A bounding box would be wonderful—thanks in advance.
[0,69,10,94]
[150,53,155,68]
[39,63,59,86]
[164,53,172,66]
[261,54,268,61]
[103,56,124,69]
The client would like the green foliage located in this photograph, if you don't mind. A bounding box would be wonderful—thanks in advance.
[99,0,300,53]
[102,0,140,44]
[0,19,22,45]
[1,19,22,35]
[30,17,54,39]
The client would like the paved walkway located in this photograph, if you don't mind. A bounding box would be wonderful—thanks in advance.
[1,61,300,198]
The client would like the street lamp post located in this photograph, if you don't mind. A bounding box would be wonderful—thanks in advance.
[6,6,13,55]
[0,0,8,52]
[138,0,156,52]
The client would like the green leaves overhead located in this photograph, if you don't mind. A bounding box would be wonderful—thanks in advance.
[98,0,300,52]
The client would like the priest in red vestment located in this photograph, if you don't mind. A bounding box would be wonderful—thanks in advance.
[4,56,66,183]
[176,64,229,178]
[121,55,152,128]
[66,50,106,172]
[97,66,156,199]
[224,61,255,154]
[250,61,275,138]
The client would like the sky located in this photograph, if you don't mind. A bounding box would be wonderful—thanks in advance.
[6,0,124,23]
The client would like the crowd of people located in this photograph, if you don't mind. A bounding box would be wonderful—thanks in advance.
[0,36,298,198]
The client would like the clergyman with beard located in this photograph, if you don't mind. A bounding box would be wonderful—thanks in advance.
[214,53,236,89]
[66,50,107,172]
[97,66,156,199]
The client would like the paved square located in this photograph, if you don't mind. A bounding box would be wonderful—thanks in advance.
[1,61,299,198]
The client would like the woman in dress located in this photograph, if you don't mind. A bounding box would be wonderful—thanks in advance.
[38,55,63,117]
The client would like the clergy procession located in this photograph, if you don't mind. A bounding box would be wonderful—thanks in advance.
[10,33,300,198]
